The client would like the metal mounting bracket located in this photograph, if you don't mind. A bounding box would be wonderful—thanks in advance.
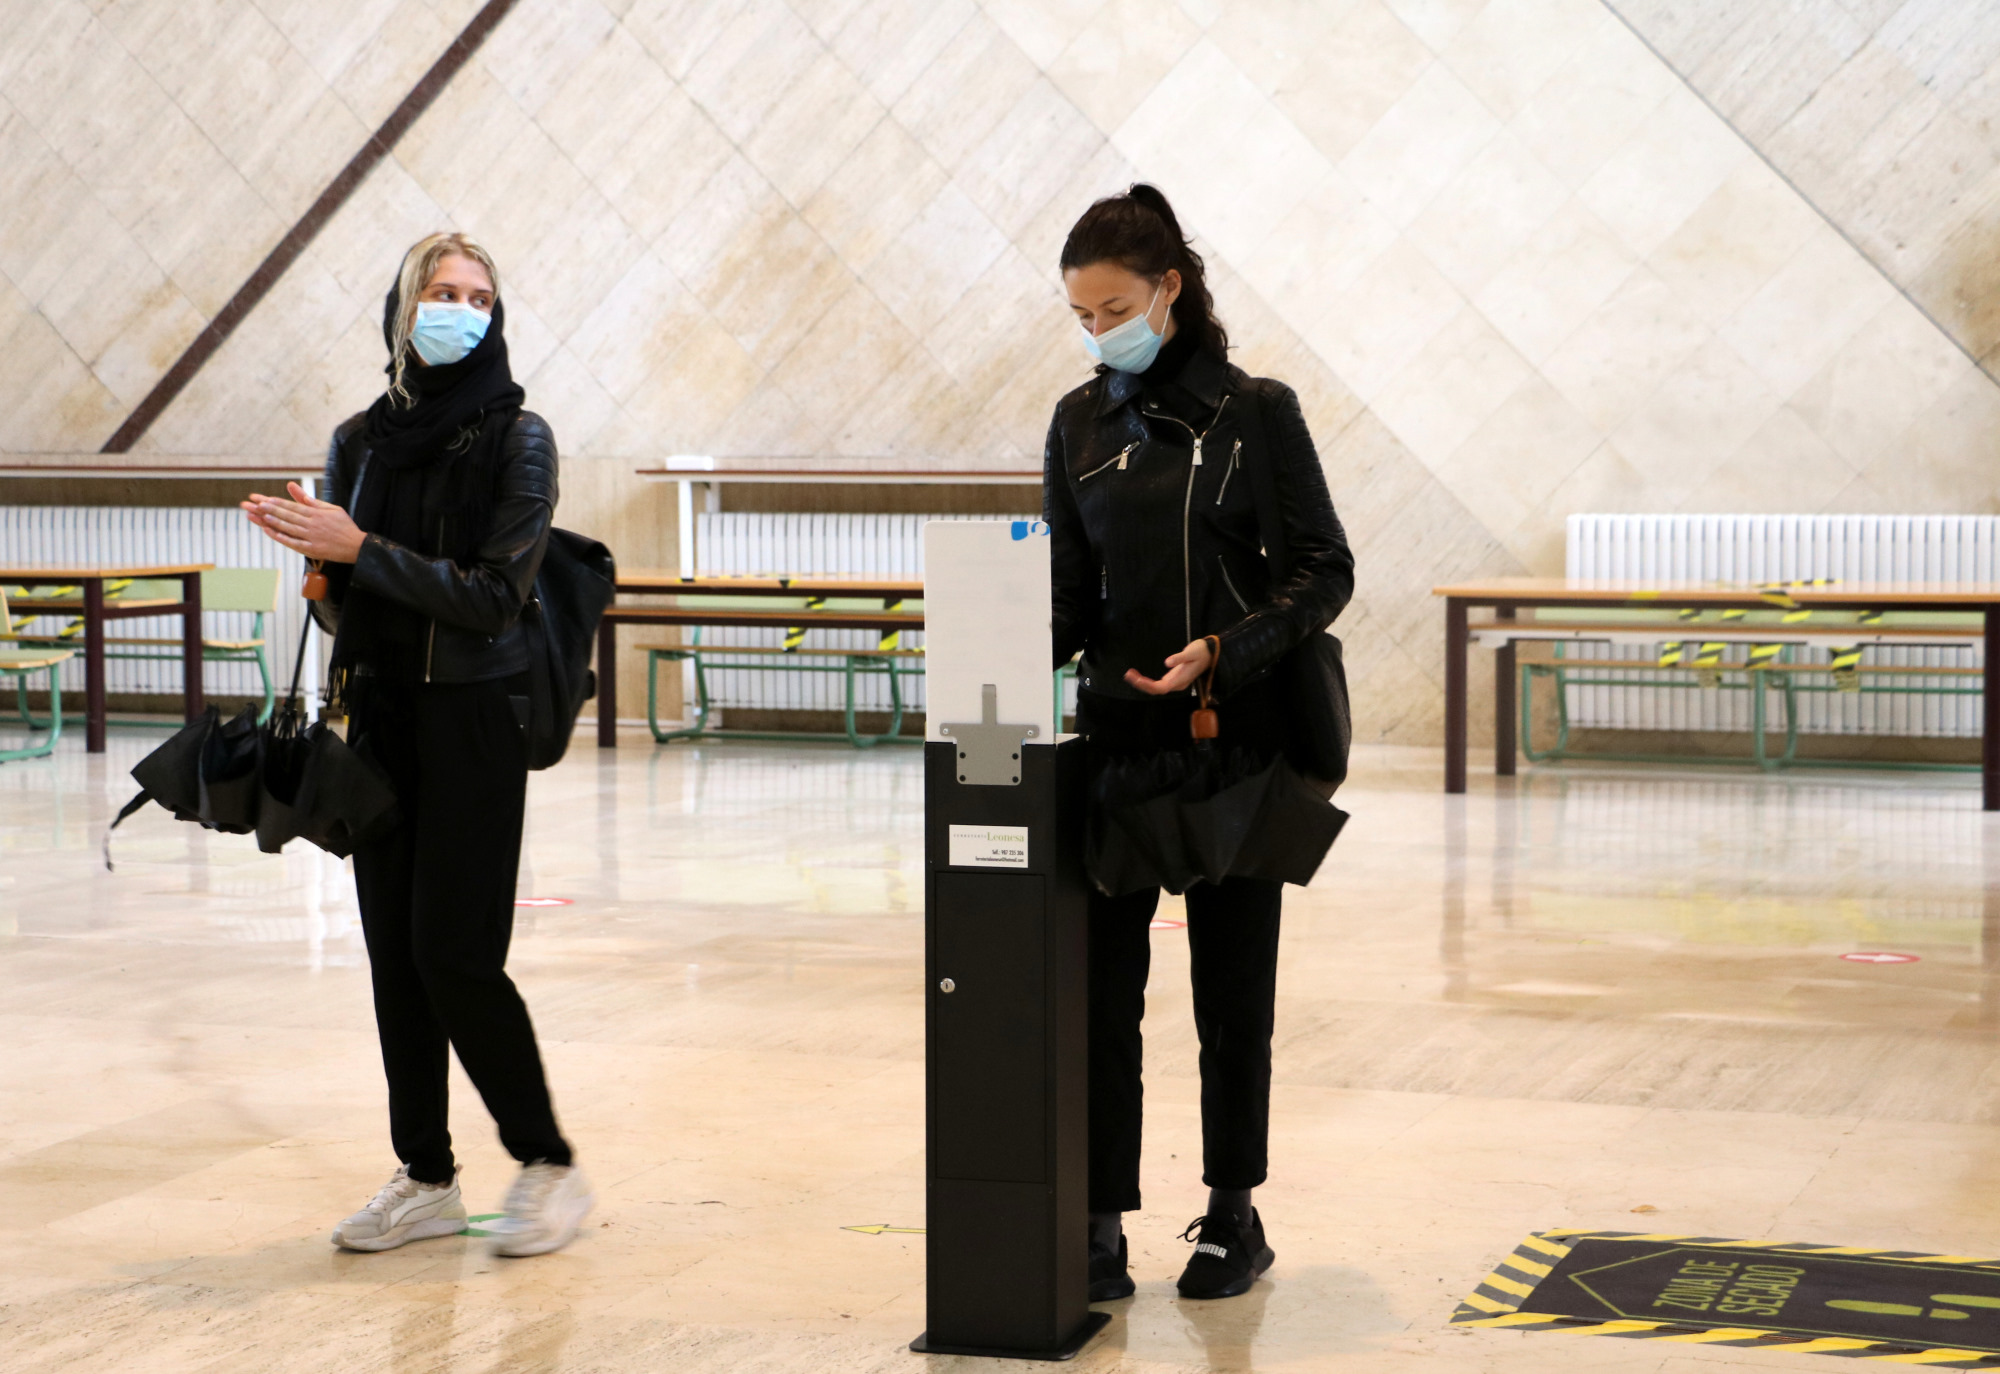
[938,683,1039,786]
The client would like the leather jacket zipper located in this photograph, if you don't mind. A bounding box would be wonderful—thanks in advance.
[1215,439,1241,505]
[1143,396,1231,643]
[1078,441,1139,483]
[1219,555,1249,612]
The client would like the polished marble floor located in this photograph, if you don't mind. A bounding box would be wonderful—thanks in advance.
[4,730,2000,1372]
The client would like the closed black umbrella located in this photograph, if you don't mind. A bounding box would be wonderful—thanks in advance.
[107,605,397,866]
[117,700,262,835]
[1087,746,1347,897]
[253,694,397,858]
[1084,640,1346,898]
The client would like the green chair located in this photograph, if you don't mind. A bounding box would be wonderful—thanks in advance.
[0,588,72,762]
[7,567,280,723]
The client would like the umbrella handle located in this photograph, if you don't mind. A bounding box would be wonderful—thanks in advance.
[280,605,313,723]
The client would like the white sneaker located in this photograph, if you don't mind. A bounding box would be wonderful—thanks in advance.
[487,1161,594,1257]
[331,1166,467,1252]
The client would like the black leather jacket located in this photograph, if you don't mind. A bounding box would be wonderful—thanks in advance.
[1045,349,1353,702]
[311,410,557,682]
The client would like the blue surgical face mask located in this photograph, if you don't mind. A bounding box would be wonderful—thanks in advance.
[1079,283,1166,373]
[410,301,490,366]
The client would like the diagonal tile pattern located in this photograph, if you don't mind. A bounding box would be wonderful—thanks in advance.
[1607,0,2000,379]
[1,0,1996,742]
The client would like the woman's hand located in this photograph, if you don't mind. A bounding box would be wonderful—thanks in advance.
[1124,637,1215,696]
[241,482,367,563]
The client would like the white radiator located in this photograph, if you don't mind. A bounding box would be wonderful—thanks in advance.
[0,507,314,703]
[692,512,1035,713]
[1562,514,1991,738]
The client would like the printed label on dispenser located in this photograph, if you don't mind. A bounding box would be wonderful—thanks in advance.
[948,824,1029,869]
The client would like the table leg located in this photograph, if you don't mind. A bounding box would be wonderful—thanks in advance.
[180,570,204,723]
[1494,605,1516,777]
[597,615,617,748]
[1445,597,1468,794]
[1986,607,1998,811]
[83,578,106,753]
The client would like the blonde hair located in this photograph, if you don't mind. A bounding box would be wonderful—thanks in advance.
[387,232,501,405]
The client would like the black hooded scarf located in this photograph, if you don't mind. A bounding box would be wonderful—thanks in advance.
[334,285,527,678]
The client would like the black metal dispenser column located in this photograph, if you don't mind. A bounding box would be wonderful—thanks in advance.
[911,685,1108,1361]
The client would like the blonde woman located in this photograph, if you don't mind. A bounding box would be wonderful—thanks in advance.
[242,233,590,1257]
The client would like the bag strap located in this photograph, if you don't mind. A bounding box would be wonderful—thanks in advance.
[1197,634,1221,710]
[1236,380,1290,584]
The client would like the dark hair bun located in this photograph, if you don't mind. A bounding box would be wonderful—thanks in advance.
[1126,183,1181,234]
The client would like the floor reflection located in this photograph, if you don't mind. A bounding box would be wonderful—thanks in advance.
[7,738,2000,1371]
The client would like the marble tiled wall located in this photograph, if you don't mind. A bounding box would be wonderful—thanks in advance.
[1608,0,2000,379]
[3,0,1997,743]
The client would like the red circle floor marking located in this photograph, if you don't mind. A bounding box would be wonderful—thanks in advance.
[1150,919,1186,931]
[1840,951,1919,964]
[515,897,573,907]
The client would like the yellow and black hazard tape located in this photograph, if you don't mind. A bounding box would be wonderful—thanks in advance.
[1831,644,1864,692]
[1759,578,1840,609]
[1453,1230,2000,1366]
[783,596,830,653]
[880,598,904,651]
[1693,641,1725,689]
[8,581,136,642]
[1658,641,1684,669]
[7,584,80,638]
[1748,643,1785,669]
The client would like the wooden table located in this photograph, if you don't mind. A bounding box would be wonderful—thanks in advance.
[1433,578,2000,809]
[1,564,211,752]
[597,573,925,747]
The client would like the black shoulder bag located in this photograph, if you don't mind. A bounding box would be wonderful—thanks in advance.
[1238,381,1353,793]
[522,526,616,769]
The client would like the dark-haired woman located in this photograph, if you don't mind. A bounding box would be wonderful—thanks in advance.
[1045,186,1354,1301]
[242,232,591,1258]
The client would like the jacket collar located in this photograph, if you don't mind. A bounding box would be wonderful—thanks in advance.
[1092,344,1231,418]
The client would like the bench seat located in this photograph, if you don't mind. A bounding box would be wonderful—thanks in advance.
[1501,610,1984,772]
[638,643,921,658]
[1469,617,1981,649]
[641,638,925,749]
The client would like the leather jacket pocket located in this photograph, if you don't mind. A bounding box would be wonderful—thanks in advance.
[1218,554,1251,612]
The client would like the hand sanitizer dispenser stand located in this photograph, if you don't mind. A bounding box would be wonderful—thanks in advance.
[909,521,1108,1361]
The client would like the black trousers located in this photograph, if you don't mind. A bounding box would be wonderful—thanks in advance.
[350,676,570,1184]
[1088,875,1283,1214]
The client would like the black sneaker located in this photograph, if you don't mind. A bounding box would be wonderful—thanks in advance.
[1175,1209,1274,1299]
[1089,1233,1136,1301]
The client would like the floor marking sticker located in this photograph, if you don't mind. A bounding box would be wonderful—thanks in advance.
[460,1213,504,1237]
[515,897,572,907]
[1454,1231,2000,1365]
[843,1224,926,1235]
[1150,919,1186,931]
[1842,952,1920,964]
